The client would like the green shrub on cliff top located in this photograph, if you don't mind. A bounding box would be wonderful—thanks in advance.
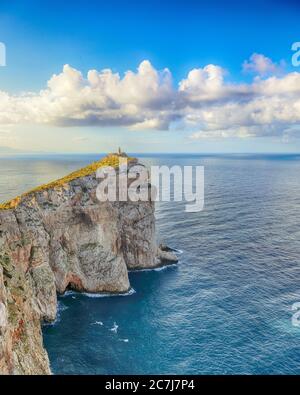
[0,153,134,210]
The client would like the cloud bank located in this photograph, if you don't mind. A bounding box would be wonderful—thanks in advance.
[1,55,300,140]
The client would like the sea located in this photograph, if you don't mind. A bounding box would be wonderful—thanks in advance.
[1,153,300,374]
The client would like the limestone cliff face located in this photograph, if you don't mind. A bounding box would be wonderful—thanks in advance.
[0,155,177,374]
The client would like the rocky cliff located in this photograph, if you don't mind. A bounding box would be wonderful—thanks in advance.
[0,154,177,375]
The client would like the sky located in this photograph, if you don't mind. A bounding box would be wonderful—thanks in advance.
[0,0,300,153]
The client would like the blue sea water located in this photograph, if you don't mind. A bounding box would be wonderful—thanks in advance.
[2,153,300,374]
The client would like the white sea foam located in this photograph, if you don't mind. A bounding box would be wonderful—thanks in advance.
[60,290,76,298]
[173,248,183,254]
[58,302,69,312]
[129,263,178,273]
[83,288,136,298]
[60,288,136,298]
[110,322,118,333]
[92,321,103,326]
[154,263,178,271]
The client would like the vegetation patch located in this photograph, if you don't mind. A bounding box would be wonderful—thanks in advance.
[0,153,134,211]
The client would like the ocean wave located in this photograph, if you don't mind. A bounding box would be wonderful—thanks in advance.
[60,290,76,298]
[173,248,183,254]
[60,287,136,299]
[154,263,178,271]
[83,288,136,298]
[91,321,104,326]
[129,263,178,273]
[58,302,69,312]
[110,322,119,333]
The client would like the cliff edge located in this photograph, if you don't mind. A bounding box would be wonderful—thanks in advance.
[0,154,177,374]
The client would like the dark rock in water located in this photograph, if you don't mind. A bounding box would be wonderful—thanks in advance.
[159,243,176,252]
[157,246,179,264]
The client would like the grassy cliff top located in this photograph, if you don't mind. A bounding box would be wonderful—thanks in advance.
[0,153,134,210]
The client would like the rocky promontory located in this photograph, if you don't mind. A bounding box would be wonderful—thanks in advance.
[0,154,177,374]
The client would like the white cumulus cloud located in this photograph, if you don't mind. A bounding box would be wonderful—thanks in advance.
[0,56,300,141]
[242,53,285,76]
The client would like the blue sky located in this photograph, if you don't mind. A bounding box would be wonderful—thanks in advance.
[0,0,300,153]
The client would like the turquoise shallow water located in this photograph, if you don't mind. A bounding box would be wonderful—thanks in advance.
[2,153,300,374]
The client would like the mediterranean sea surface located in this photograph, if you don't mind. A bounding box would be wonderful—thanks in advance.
[1,153,300,374]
